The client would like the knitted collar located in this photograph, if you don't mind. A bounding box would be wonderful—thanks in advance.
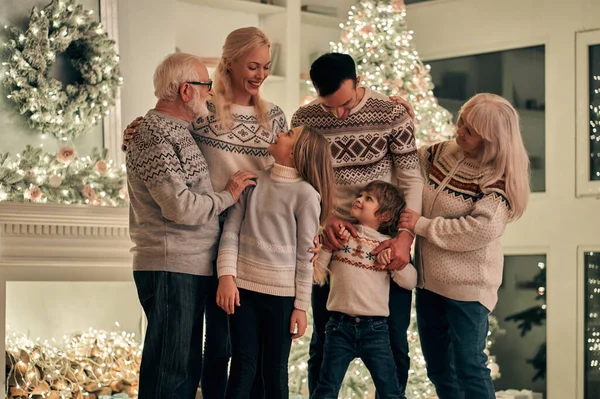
[270,163,302,183]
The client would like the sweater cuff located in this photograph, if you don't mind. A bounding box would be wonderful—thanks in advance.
[414,217,432,237]
[216,252,238,278]
[294,298,310,312]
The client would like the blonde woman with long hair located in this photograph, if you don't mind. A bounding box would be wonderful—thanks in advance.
[216,126,335,399]
[396,93,530,398]
[122,27,290,399]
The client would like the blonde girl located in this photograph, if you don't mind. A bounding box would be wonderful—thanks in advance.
[216,126,335,399]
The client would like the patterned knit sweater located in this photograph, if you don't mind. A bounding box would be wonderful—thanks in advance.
[126,110,234,276]
[414,140,511,311]
[291,87,423,220]
[317,225,417,317]
[217,164,320,311]
[190,100,288,192]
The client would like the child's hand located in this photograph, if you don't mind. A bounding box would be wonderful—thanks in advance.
[337,226,351,243]
[290,309,307,339]
[376,248,392,269]
[216,276,240,315]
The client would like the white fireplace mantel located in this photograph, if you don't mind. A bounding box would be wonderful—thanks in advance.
[0,202,134,393]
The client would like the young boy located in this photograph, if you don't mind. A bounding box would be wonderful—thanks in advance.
[312,180,417,399]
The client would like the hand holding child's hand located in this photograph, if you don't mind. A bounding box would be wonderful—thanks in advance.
[290,309,307,339]
[337,226,351,243]
[216,276,240,315]
[376,248,392,269]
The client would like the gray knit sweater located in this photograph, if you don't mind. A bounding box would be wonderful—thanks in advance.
[126,110,234,276]
[217,164,320,311]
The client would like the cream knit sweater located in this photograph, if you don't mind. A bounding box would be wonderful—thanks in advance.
[415,140,511,311]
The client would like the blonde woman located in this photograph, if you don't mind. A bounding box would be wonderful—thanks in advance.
[397,93,530,399]
[123,27,291,399]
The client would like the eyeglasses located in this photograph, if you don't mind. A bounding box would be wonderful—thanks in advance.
[186,80,213,91]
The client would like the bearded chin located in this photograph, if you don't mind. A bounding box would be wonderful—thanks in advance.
[196,102,209,118]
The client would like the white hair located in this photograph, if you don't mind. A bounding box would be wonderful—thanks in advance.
[153,53,203,101]
[458,93,531,220]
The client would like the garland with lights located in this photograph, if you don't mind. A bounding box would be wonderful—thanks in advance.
[2,0,122,142]
[0,145,127,206]
[5,328,140,399]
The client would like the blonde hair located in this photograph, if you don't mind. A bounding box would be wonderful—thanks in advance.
[293,127,336,227]
[213,27,271,130]
[458,93,530,220]
[153,53,203,101]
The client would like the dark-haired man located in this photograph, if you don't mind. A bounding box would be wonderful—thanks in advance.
[291,52,422,398]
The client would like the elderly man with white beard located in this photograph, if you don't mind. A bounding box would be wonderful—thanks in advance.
[125,52,257,399]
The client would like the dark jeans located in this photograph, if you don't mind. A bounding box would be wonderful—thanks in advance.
[308,282,412,398]
[201,259,264,399]
[312,313,403,399]
[134,270,210,399]
[416,288,495,399]
[201,264,231,399]
[226,289,295,399]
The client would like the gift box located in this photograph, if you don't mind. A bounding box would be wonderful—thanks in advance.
[495,389,543,399]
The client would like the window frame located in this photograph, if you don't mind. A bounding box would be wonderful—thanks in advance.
[575,29,600,197]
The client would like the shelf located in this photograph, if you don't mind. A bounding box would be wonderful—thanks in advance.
[178,0,286,16]
[301,11,343,29]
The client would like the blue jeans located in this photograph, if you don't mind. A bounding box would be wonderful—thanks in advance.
[226,289,294,399]
[312,313,403,399]
[134,270,210,399]
[308,282,411,398]
[416,288,495,399]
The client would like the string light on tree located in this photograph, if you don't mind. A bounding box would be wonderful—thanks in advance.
[303,0,454,147]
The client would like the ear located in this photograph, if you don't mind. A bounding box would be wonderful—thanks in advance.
[378,211,392,222]
[179,83,192,103]
[355,75,361,87]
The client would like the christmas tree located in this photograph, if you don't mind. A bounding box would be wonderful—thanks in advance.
[303,0,454,147]
[291,1,501,398]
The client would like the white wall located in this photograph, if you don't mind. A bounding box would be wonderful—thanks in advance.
[117,0,177,126]
[6,282,141,341]
[404,0,600,398]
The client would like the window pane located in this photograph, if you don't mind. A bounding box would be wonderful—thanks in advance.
[589,45,600,181]
[426,46,546,192]
[493,255,546,397]
[585,251,600,397]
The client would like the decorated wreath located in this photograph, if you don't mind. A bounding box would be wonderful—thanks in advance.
[2,0,122,142]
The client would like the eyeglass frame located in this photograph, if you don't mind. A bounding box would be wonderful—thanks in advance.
[186,80,213,91]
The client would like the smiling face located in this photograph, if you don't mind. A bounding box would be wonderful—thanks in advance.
[456,108,485,158]
[267,126,303,166]
[319,78,362,119]
[229,44,271,98]
[350,190,385,230]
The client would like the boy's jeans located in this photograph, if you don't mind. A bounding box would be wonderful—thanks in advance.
[312,312,403,399]
[308,282,411,397]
